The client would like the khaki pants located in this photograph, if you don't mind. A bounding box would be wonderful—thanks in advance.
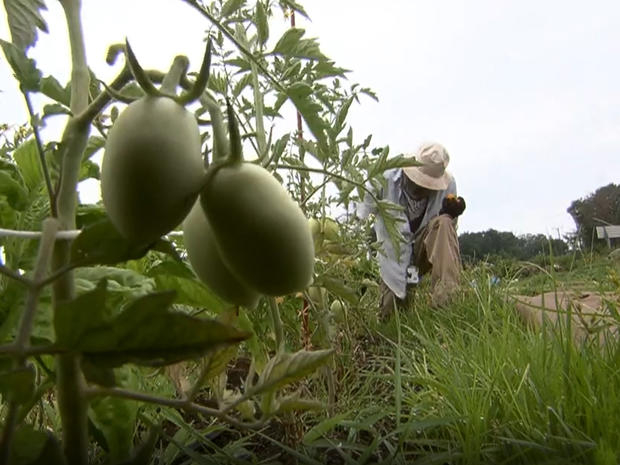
[381,214,462,316]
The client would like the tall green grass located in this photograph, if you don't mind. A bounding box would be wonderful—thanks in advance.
[161,255,620,464]
[380,263,620,464]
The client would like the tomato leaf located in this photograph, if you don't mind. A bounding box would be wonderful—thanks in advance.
[0,170,29,210]
[272,28,326,61]
[0,364,35,404]
[0,38,41,91]
[278,0,309,20]
[78,291,250,367]
[70,218,153,266]
[256,349,333,395]
[40,75,70,106]
[2,0,48,51]
[255,1,269,47]
[12,138,42,191]
[88,367,140,463]
[221,0,245,17]
[42,103,71,118]
[81,357,116,387]
[286,82,328,152]
[54,279,111,348]
[9,426,65,465]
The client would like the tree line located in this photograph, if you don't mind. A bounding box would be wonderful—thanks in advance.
[459,182,619,263]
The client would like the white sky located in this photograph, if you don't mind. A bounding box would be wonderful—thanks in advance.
[1,0,619,237]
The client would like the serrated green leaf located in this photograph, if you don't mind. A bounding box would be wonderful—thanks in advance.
[70,218,153,266]
[151,270,227,312]
[278,0,309,20]
[272,28,326,61]
[42,103,71,118]
[12,138,42,191]
[9,426,65,465]
[286,82,328,152]
[78,159,100,181]
[256,349,333,395]
[74,266,156,306]
[314,60,349,79]
[3,0,48,51]
[0,364,35,403]
[0,170,29,210]
[83,135,105,160]
[88,367,139,463]
[332,96,354,139]
[54,279,110,348]
[380,154,422,172]
[321,277,358,305]
[224,57,251,71]
[75,203,106,229]
[221,0,245,17]
[255,1,269,47]
[0,38,41,91]
[40,75,70,106]
[232,72,253,98]
[79,291,250,367]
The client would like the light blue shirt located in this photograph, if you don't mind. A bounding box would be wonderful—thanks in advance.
[356,168,457,299]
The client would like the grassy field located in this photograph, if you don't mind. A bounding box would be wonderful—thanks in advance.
[165,252,620,465]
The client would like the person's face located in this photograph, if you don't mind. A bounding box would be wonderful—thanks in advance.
[405,178,434,199]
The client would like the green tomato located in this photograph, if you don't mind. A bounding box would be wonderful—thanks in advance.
[183,201,260,308]
[201,162,315,296]
[308,218,324,250]
[101,96,204,243]
[330,299,345,324]
[323,218,340,241]
[307,286,327,305]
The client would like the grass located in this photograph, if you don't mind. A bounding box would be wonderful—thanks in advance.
[136,252,620,464]
[284,253,620,464]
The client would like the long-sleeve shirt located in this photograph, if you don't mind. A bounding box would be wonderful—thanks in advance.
[356,168,457,299]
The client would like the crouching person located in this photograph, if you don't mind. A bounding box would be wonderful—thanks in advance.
[357,142,466,318]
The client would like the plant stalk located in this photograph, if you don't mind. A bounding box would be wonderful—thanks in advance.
[23,92,57,217]
[268,297,285,354]
[55,1,92,463]
[0,218,58,465]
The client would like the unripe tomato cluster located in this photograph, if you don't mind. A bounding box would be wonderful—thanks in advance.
[101,95,315,307]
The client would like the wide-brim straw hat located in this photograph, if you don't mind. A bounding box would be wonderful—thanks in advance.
[403,142,451,190]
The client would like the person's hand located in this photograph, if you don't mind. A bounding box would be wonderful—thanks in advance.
[439,194,466,218]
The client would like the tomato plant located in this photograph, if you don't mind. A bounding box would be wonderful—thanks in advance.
[0,1,415,463]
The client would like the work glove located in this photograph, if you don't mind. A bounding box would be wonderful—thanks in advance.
[439,194,466,218]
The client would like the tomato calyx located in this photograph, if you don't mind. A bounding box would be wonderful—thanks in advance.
[123,38,212,106]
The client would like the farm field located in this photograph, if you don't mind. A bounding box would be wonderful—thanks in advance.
[144,252,620,465]
[1,1,619,464]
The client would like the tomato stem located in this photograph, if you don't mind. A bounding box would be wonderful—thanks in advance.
[161,55,189,97]
[205,94,230,162]
[178,39,212,105]
[226,99,244,164]
[268,297,285,354]
[124,39,162,97]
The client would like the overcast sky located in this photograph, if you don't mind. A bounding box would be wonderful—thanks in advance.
[1,0,619,236]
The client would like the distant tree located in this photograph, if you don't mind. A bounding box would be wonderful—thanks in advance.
[567,183,620,249]
[459,229,568,263]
